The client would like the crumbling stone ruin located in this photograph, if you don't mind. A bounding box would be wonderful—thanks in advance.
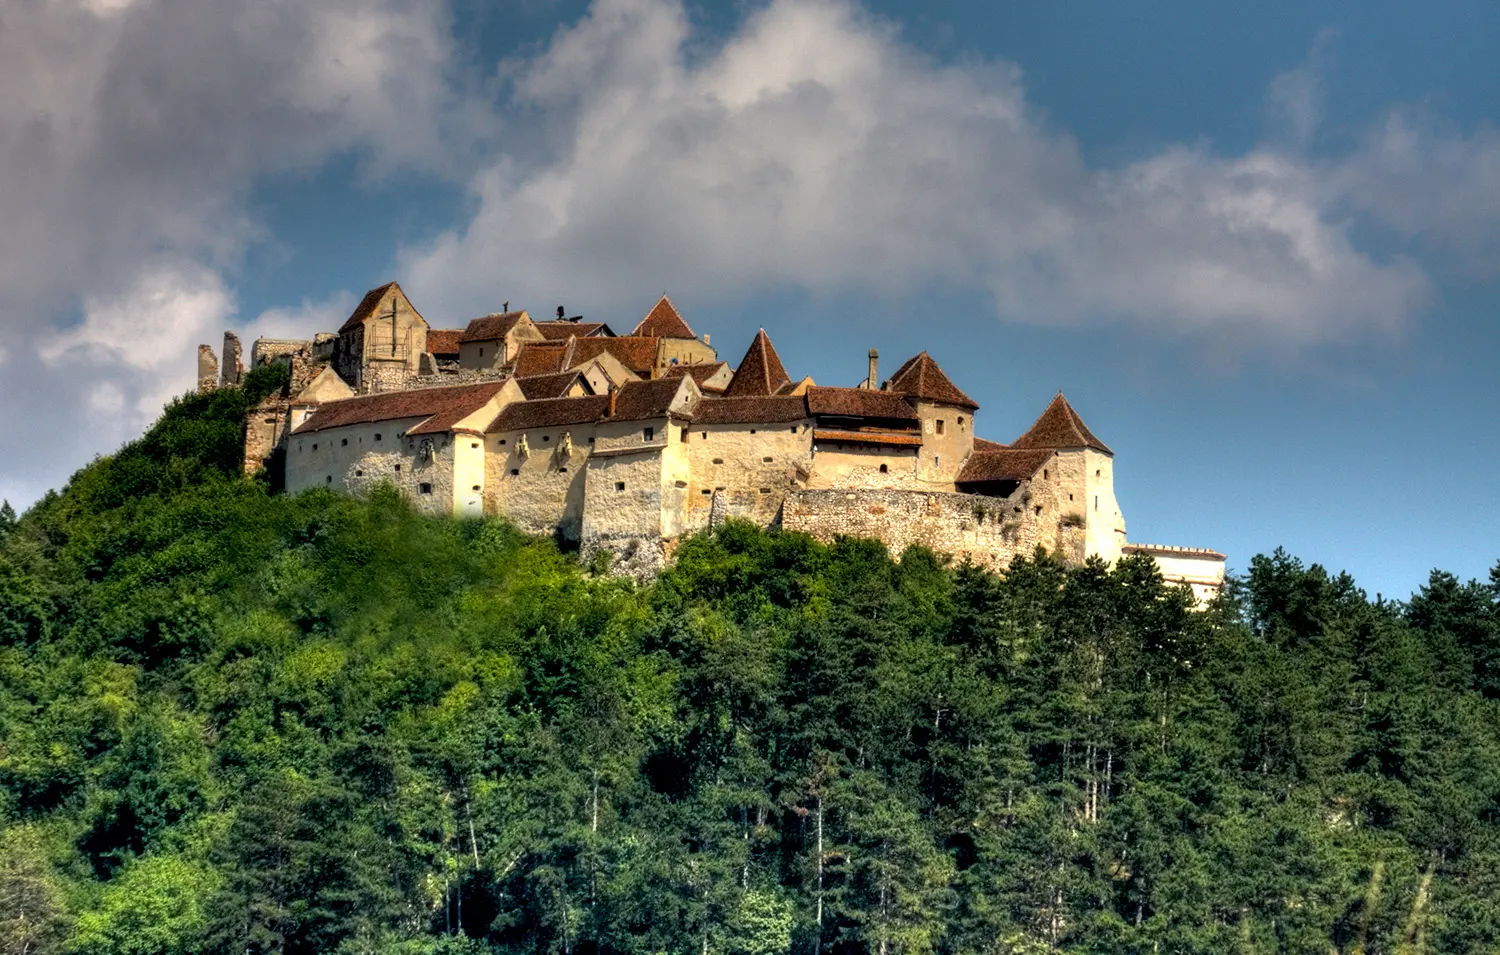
[198,282,1225,594]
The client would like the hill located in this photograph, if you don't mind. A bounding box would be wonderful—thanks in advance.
[1,380,1498,955]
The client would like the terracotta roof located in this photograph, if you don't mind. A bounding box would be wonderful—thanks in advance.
[511,342,569,377]
[691,396,809,425]
[460,311,528,343]
[1009,393,1112,454]
[488,395,611,433]
[812,429,922,447]
[534,321,611,340]
[885,352,978,410]
[806,386,919,421]
[339,281,401,333]
[723,329,792,398]
[663,361,728,390]
[609,377,688,422]
[632,295,696,338]
[516,370,585,400]
[425,329,463,357]
[973,437,1009,452]
[570,337,660,376]
[295,382,508,435]
[955,448,1054,484]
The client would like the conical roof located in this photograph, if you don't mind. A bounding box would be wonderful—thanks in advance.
[723,329,792,398]
[1009,393,1111,454]
[632,295,696,338]
[885,351,978,410]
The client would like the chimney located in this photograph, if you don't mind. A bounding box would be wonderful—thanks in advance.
[702,333,710,346]
[867,349,879,389]
[557,306,565,320]
[502,300,509,312]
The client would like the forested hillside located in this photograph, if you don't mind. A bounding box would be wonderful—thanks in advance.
[1,379,1498,955]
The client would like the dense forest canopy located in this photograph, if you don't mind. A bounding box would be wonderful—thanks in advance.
[1,376,1498,955]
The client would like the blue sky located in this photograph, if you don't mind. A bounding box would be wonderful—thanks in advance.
[2,0,1496,599]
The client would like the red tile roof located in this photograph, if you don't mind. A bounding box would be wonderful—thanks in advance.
[723,329,792,398]
[610,377,689,422]
[570,337,660,376]
[1009,393,1111,454]
[806,386,919,421]
[691,396,809,425]
[488,395,611,433]
[460,311,528,343]
[662,361,728,390]
[632,295,696,338]
[294,382,508,435]
[812,429,922,447]
[534,321,611,340]
[885,352,978,410]
[516,370,585,400]
[955,448,1054,484]
[339,281,406,333]
[511,342,569,377]
[973,437,1009,452]
[425,329,463,357]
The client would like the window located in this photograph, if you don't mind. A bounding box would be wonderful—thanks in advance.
[790,427,797,433]
[559,467,568,473]
[701,489,711,495]
[312,443,318,451]
[342,438,348,446]
[759,487,771,494]
[879,464,888,474]
[499,439,507,445]
[762,456,773,463]
[472,485,481,492]
[375,433,381,441]
[1095,495,1099,511]
[936,419,945,435]
[934,455,940,467]
[326,475,332,483]
[510,469,519,476]
[749,429,757,434]
[588,436,596,444]
[681,427,689,442]
[674,480,687,489]
[700,432,708,440]
[355,469,363,477]
[471,442,479,449]
[615,481,626,491]
[712,458,724,465]
[1034,505,1042,516]
[478,347,484,358]
[419,483,433,495]
[644,427,654,441]
[1043,468,1048,480]
[958,416,965,432]
[1069,494,1073,501]
[394,464,401,472]
[1096,469,1101,477]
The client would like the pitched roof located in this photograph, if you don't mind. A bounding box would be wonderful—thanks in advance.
[570,337,659,376]
[691,396,809,425]
[955,448,1054,484]
[812,429,923,447]
[973,437,1009,452]
[460,311,528,343]
[488,395,611,433]
[885,352,978,410]
[722,329,792,398]
[294,382,508,435]
[425,329,463,357]
[511,342,570,377]
[806,386,919,421]
[632,295,696,338]
[339,281,406,333]
[1009,393,1112,454]
[609,377,689,422]
[534,321,612,341]
[662,361,729,390]
[516,370,586,400]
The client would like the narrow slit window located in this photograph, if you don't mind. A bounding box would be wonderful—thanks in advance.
[643,427,654,441]
[936,419,945,435]
[879,464,888,474]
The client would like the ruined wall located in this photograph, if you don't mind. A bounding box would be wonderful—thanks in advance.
[244,401,290,477]
[806,441,920,491]
[220,332,243,387]
[197,345,219,393]
[285,418,456,516]
[782,485,1086,571]
[486,424,595,540]
[682,421,813,535]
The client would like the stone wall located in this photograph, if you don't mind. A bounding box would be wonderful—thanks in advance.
[220,332,243,387]
[285,417,457,516]
[197,345,219,393]
[781,485,1086,570]
[805,441,920,491]
[682,421,813,536]
[486,424,596,540]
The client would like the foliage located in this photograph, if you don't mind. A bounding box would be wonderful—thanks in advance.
[0,384,1498,954]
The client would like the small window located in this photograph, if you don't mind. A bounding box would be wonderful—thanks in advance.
[510,469,519,476]
[615,481,625,491]
[701,489,711,495]
[790,427,797,433]
[879,464,888,474]
[749,429,757,434]
[394,464,401,472]
[1069,494,1074,501]
[375,433,382,441]
[559,467,568,473]
[759,487,770,494]
[499,439,507,445]
[1043,468,1048,480]
[478,347,484,358]
[1034,505,1042,516]
[419,483,433,495]
[1095,495,1099,511]
[681,427,689,442]
[312,443,318,451]
[543,434,550,442]
[325,475,332,483]
[644,427,654,441]
[588,436,596,444]
[762,456,773,463]
[934,455,940,467]
[700,432,708,440]
[1096,469,1101,478]
[472,485,481,492]
[674,480,687,489]
[958,416,965,432]
[471,442,479,449]
[355,469,363,477]
[936,419,945,435]
[712,458,724,464]
[342,438,348,446]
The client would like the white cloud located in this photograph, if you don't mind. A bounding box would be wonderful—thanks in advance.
[403,0,1485,349]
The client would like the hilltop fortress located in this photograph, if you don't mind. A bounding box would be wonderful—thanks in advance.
[201,282,1225,595]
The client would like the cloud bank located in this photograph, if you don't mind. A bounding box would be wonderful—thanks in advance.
[0,0,1495,504]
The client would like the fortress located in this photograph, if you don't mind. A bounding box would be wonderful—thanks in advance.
[201,282,1225,596]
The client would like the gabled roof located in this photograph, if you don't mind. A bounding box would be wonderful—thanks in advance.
[609,377,692,423]
[425,330,463,357]
[723,329,792,398]
[973,437,1009,452]
[460,311,529,344]
[1009,393,1112,454]
[516,370,587,400]
[570,337,659,376]
[488,395,611,433]
[806,386,919,421]
[294,382,508,435]
[511,342,570,377]
[340,281,424,333]
[955,448,1054,485]
[534,321,612,341]
[691,396,809,425]
[632,295,696,338]
[662,361,729,391]
[885,352,978,410]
